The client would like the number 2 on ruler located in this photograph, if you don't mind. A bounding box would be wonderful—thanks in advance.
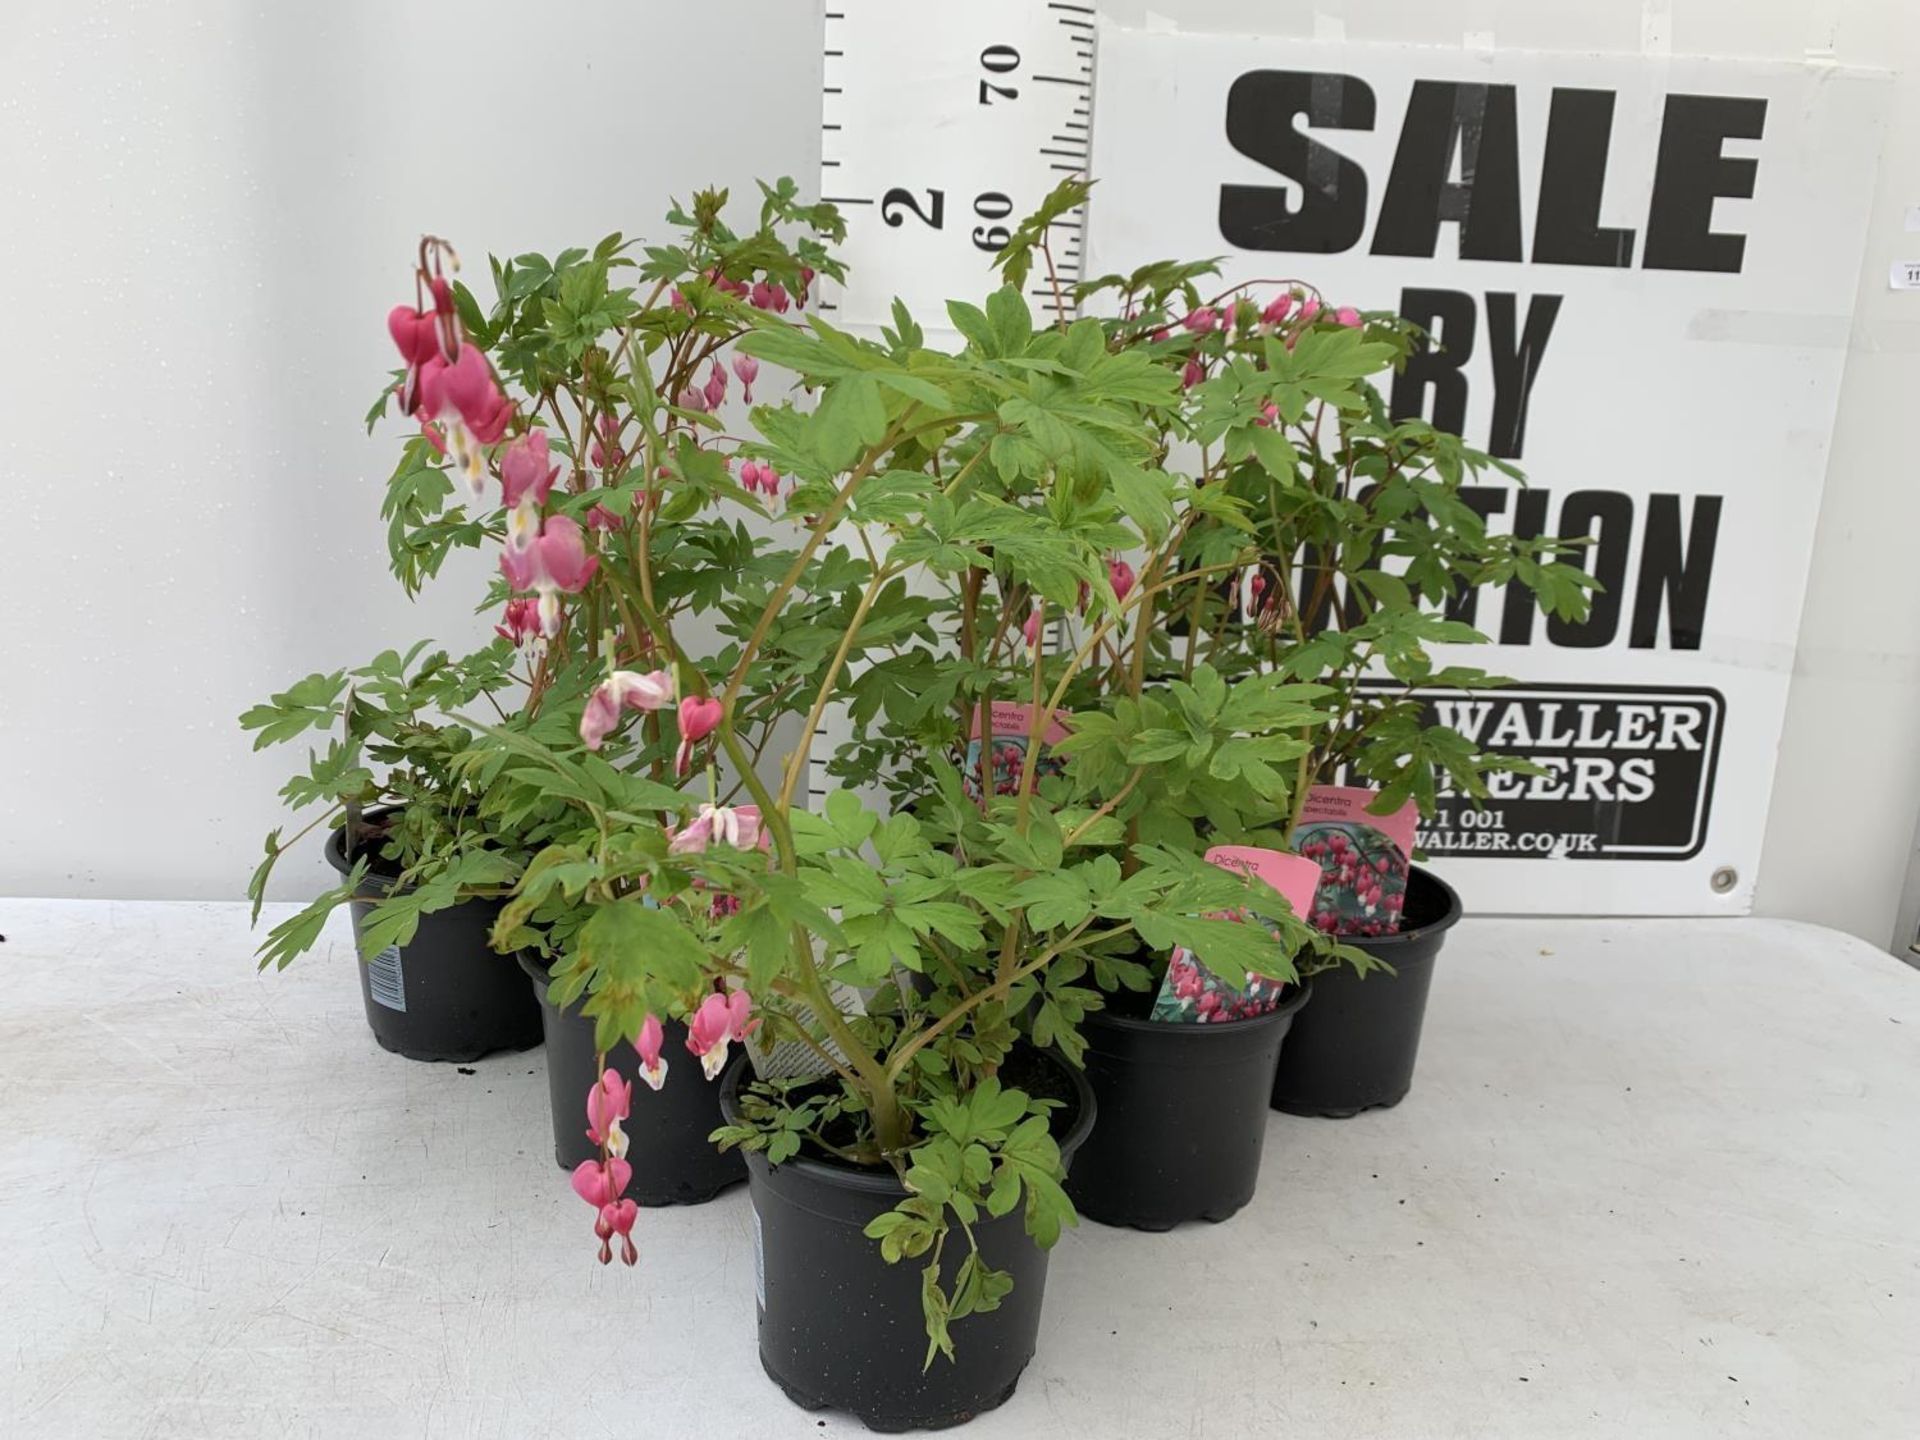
[882,188,945,229]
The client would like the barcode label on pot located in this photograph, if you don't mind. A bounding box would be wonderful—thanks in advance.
[367,945,407,1012]
[751,1204,766,1311]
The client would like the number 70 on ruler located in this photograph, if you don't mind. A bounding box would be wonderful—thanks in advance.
[820,0,1096,330]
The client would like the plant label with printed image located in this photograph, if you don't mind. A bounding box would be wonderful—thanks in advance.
[963,701,1072,799]
[1296,786,1418,938]
[1150,846,1321,1023]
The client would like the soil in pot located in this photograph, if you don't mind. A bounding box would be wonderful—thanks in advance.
[1270,865,1462,1118]
[519,953,744,1205]
[323,814,542,1064]
[1064,980,1311,1231]
[723,1049,1096,1433]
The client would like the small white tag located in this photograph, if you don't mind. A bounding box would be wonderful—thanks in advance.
[367,945,407,1012]
[1905,205,1920,233]
[751,1205,766,1310]
[1891,260,1920,291]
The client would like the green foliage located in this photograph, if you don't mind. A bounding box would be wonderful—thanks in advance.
[240,643,544,967]
[239,670,347,749]
[871,1078,1069,1367]
[380,438,482,597]
[352,848,519,960]
[988,176,1092,295]
[1053,667,1332,849]
[1068,263,1597,832]
[253,859,366,972]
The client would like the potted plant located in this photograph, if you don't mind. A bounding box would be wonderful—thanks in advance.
[766,189,1371,1238]
[931,652,1342,1236]
[471,245,1319,1426]
[241,641,545,1062]
[383,185,847,1199]
[242,228,613,1063]
[880,200,1363,1232]
[244,176,847,1198]
[1088,253,1595,1116]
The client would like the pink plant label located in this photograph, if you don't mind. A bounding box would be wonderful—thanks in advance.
[964,702,1072,799]
[1197,845,1321,916]
[1296,785,1418,938]
[970,701,1071,747]
[1148,845,1320,1023]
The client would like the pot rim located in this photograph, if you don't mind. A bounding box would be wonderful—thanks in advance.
[719,1046,1098,1199]
[515,948,552,986]
[322,804,407,892]
[1086,973,1314,1037]
[1340,864,1464,950]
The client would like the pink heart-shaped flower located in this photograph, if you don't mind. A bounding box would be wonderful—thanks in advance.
[679,696,724,744]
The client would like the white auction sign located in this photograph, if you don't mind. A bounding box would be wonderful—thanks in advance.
[1088,31,1887,914]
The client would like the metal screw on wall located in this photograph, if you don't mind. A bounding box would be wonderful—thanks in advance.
[1710,867,1738,894]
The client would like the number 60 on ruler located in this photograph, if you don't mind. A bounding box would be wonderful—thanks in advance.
[820,0,1096,331]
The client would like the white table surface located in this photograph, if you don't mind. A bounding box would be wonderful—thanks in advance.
[1,900,1915,1439]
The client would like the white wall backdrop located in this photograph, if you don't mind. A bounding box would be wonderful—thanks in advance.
[0,1,824,906]
[5,0,1919,949]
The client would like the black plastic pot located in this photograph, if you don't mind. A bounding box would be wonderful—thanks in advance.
[518,952,744,1205]
[322,818,542,1064]
[724,1052,1096,1432]
[1065,981,1311,1231]
[1270,866,1463,1118]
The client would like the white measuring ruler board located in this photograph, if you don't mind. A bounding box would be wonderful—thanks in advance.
[808,1,1098,813]
[819,0,1096,330]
